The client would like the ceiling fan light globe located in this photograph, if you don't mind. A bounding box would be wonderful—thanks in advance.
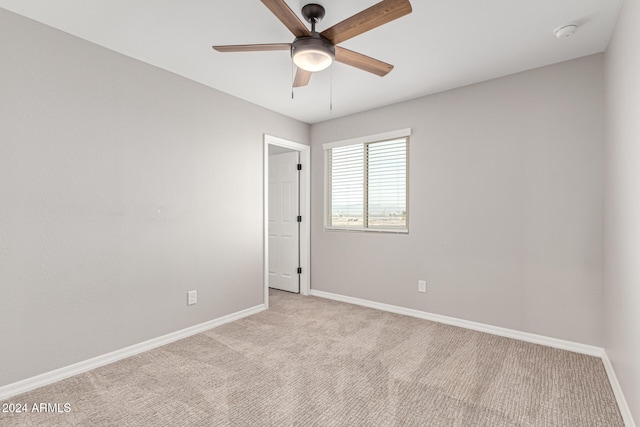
[293,49,333,72]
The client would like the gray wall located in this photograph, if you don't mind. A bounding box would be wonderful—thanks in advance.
[0,9,308,387]
[604,0,640,421]
[311,54,604,346]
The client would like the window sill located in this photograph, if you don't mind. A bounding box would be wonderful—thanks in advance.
[324,227,409,234]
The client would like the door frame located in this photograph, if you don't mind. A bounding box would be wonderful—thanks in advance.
[264,134,310,308]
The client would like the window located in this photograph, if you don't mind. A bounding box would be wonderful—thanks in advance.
[324,129,410,233]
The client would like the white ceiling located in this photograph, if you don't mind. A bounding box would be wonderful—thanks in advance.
[0,0,622,124]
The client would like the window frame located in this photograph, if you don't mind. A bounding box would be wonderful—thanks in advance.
[323,128,411,234]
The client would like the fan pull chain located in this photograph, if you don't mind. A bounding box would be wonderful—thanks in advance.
[291,60,295,99]
[330,63,333,112]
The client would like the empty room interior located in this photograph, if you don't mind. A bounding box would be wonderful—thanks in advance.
[0,0,638,425]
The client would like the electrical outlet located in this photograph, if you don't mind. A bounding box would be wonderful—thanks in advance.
[187,290,197,305]
[418,280,427,293]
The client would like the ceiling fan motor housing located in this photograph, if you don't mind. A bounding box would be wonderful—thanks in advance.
[291,36,335,57]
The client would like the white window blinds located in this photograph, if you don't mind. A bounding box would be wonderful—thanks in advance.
[325,130,409,232]
[328,144,365,229]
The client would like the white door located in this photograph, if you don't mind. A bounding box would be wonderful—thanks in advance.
[268,151,300,293]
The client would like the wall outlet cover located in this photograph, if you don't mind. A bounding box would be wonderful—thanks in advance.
[418,280,427,293]
[187,290,197,305]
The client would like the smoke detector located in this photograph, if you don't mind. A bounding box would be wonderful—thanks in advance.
[554,24,578,38]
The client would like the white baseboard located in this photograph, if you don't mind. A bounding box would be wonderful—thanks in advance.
[310,290,603,356]
[602,351,637,427]
[0,304,265,401]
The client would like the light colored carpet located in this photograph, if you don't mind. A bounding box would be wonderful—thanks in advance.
[1,290,623,426]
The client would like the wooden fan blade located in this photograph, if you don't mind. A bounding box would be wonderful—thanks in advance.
[260,0,311,38]
[320,0,412,45]
[335,46,394,76]
[212,43,291,52]
[293,68,312,87]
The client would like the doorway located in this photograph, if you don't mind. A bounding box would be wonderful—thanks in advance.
[263,135,310,308]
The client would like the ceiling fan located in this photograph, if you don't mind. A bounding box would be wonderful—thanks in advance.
[212,0,412,87]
